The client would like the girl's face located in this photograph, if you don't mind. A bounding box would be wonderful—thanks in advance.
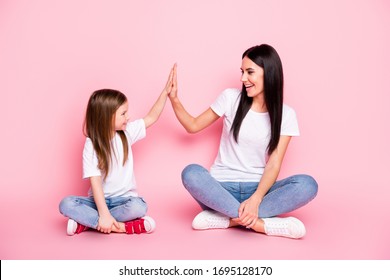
[114,101,129,131]
[240,56,264,98]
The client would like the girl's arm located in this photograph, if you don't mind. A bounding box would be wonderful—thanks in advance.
[168,64,220,133]
[237,136,292,228]
[143,65,175,128]
[90,176,120,233]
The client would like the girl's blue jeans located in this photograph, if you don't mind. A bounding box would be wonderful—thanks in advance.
[181,164,318,218]
[59,195,148,228]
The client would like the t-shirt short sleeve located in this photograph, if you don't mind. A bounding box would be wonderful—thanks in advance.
[126,119,146,145]
[210,88,240,117]
[82,138,102,179]
[281,105,300,136]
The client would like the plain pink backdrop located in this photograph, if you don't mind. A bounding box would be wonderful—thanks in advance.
[1,0,389,259]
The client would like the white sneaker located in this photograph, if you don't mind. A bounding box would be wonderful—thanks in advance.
[263,217,306,239]
[66,219,88,236]
[192,210,230,230]
[142,216,156,233]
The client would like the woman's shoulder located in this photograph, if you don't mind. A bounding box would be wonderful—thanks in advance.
[212,88,240,109]
[221,88,241,98]
[282,104,298,119]
[282,104,296,113]
[216,88,241,105]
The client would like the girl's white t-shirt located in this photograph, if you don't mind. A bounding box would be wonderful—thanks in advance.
[82,119,146,198]
[210,88,300,182]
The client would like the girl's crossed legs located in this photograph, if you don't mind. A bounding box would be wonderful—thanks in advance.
[59,195,151,234]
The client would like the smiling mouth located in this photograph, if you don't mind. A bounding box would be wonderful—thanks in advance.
[245,85,254,89]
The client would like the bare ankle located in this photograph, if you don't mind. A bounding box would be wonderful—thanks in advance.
[251,218,265,233]
[112,222,126,233]
[229,218,240,228]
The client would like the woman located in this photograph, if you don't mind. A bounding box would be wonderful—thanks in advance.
[169,44,318,239]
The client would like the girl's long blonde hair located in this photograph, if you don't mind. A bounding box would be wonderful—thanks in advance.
[84,89,129,178]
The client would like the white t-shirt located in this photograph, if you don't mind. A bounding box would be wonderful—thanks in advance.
[210,88,300,182]
[83,119,146,198]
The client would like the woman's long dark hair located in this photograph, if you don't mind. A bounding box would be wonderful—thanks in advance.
[231,44,284,155]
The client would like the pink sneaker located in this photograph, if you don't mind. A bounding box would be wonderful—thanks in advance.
[67,219,88,236]
[124,216,156,234]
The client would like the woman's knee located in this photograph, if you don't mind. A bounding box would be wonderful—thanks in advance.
[181,164,207,188]
[296,174,318,199]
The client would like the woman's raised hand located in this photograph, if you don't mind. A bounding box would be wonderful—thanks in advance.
[168,63,178,99]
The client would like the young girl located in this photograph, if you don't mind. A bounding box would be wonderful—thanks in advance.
[59,67,174,235]
[169,45,318,239]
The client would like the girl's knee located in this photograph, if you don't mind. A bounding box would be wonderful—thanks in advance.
[124,198,148,218]
[59,196,76,214]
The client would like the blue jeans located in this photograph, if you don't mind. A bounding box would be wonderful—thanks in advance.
[59,195,148,228]
[181,164,318,218]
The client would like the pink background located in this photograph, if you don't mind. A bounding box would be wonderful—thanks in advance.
[1,0,389,259]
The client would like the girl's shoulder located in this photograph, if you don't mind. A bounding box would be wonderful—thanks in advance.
[82,137,94,155]
[84,137,93,146]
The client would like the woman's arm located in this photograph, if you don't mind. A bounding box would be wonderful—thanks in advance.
[143,65,175,128]
[168,64,220,133]
[90,176,120,233]
[237,136,292,228]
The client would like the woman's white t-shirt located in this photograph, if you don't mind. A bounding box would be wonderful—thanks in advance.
[82,119,146,198]
[210,88,300,182]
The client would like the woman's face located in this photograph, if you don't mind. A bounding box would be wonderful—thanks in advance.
[240,56,264,98]
[114,101,129,131]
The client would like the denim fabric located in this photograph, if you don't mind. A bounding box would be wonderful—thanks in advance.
[59,195,147,228]
[181,164,318,218]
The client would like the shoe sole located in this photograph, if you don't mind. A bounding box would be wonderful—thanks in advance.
[66,219,77,236]
[142,216,156,233]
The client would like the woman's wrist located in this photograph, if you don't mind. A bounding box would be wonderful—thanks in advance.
[251,192,264,204]
[169,95,180,103]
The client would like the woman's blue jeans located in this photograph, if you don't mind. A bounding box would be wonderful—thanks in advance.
[59,195,148,228]
[181,164,318,218]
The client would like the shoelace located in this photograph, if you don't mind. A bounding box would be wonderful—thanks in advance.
[265,221,291,235]
[206,216,229,228]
